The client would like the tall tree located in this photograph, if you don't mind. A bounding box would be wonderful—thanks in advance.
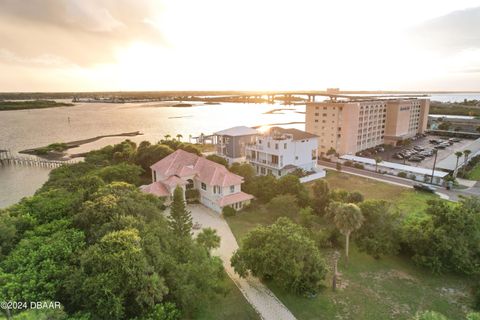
[454,151,463,175]
[196,228,220,255]
[168,186,193,238]
[329,202,364,264]
[356,200,401,258]
[176,134,183,141]
[463,149,472,175]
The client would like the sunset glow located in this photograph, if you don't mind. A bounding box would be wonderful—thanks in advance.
[1,0,480,91]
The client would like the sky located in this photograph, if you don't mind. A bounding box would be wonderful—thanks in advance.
[0,0,479,92]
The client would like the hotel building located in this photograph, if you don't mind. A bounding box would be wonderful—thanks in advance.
[305,98,430,156]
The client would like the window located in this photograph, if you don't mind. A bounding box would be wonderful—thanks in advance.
[295,156,298,160]
[284,143,287,149]
[275,143,278,150]
[267,142,270,148]
[153,171,157,182]
[230,185,235,193]
[201,182,206,190]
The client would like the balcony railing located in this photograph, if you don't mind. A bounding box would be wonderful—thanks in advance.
[246,156,281,168]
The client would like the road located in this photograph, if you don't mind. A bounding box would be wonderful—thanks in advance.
[318,160,479,202]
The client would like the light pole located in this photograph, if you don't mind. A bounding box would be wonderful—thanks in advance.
[430,149,438,184]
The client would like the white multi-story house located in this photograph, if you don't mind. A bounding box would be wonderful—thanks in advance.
[245,127,319,177]
[140,149,253,213]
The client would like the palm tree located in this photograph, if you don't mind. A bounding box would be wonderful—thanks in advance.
[331,203,364,265]
[176,134,183,142]
[454,151,463,177]
[462,149,472,175]
[375,157,382,172]
[196,227,220,255]
[164,134,171,141]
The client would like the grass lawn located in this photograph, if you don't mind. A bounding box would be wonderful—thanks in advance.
[467,163,480,181]
[225,171,472,320]
[267,247,471,320]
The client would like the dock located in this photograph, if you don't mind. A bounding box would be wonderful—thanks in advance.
[0,149,74,168]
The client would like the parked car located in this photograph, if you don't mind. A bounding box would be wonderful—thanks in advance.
[413,146,425,151]
[434,144,446,149]
[413,183,435,193]
[429,139,440,144]
[408,156,424,162]
[450,138,461,142]
[393,153,404,159]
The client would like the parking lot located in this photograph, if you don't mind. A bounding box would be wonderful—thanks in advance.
[364,134,476,170]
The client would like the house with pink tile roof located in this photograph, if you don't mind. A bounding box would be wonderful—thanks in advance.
[140,149,254,213]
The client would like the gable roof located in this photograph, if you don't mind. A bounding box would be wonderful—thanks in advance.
[151,149,243,187]
[265,126,318,140]
[214,126,259,137]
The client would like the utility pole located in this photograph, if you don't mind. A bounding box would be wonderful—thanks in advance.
[430,149,438,184]
[332,250,340,291]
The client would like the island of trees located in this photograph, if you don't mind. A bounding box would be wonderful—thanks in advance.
[0,100,73,111]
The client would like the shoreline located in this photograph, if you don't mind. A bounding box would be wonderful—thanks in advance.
[19,131,143,160]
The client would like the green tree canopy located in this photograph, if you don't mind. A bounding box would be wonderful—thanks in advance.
[356,200,402,258]
[231,217,327,294]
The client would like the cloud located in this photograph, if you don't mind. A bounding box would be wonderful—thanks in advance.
[0,0,163,66]
[409,6,480,53]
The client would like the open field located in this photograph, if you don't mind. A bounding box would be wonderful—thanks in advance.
[225,171,472,320]
[267,247,471,320]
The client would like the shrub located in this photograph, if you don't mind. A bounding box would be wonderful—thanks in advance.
[336,162,342,171]
[222,206,236,217]
[397,172,407,178]
[344,160,353,167]
[353,163,364,169]
[409,174,417,180]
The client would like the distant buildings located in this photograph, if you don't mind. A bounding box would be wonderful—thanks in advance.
[245,127,319,177]
[213,126,259,164]
[140,149,253,213]
[305,98,430,156]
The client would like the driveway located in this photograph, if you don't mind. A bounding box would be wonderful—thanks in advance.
[189,204,297,320]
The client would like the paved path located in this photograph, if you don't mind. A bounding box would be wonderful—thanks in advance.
[189,204,297,320]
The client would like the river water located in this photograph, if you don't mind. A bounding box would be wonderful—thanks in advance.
[1,93,479,208]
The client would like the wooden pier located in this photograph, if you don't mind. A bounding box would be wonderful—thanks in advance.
[0,149,74,168]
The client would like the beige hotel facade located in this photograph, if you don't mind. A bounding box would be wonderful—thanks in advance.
[305,98,430,156]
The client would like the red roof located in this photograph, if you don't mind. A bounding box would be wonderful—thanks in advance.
[151,149,243,187]
[217,192,254,207]
[140,182,170,197]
